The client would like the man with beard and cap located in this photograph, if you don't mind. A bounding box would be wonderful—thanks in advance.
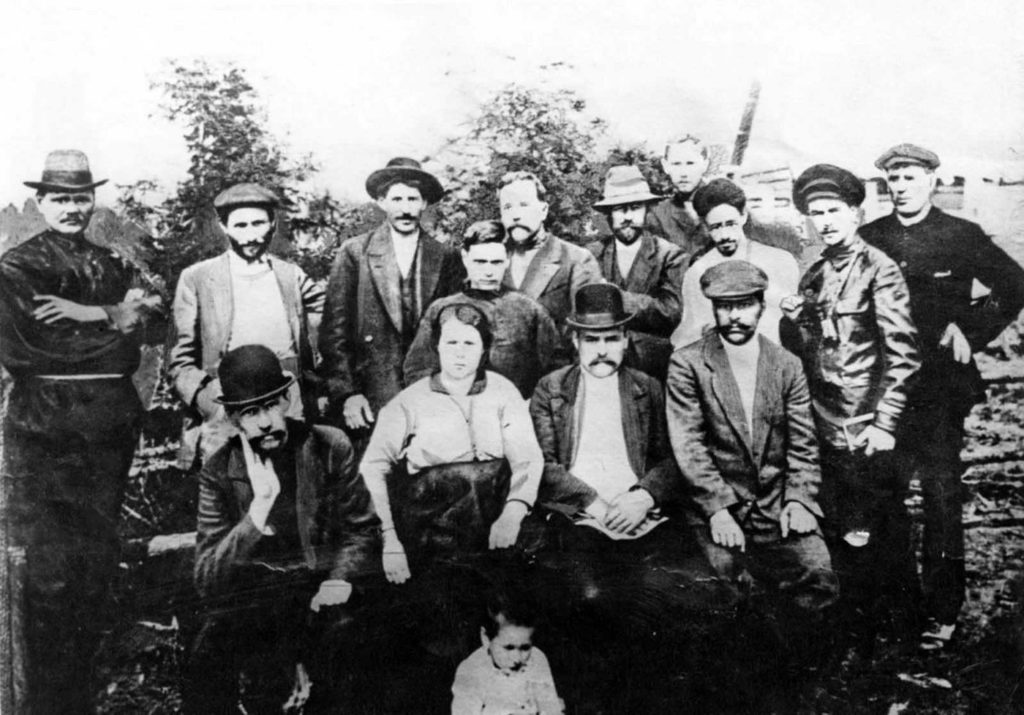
[319,157,463,436]
[780,163,921,658]
[0,149,164,713]
[667,261,837,672]
[498,171,602,343]
[168,182,325,467]
[672,179,799,349]
[860,143,1024,650]
[186,345,378,713]
[586,165,684,380]
[403,219,565,398]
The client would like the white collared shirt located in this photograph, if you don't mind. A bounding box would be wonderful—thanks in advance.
[390,227,420,279]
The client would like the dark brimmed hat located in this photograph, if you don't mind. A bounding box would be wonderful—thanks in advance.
[792,164,865,214]
[700,260,769,300]
[874,143,941,171]
[24,149,108,192]
[566,284,634,330]
[365,157,445,204]
[692,178,747,219]
[213,183,280,211]
[593,165,663,209]
[215,345,295,408]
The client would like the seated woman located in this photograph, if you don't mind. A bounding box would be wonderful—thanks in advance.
[360,301,543,616]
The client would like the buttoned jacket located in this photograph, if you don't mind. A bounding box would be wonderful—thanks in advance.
[666,334,823,524]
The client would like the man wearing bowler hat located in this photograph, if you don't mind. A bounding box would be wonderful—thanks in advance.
[531,284,697,629]
[587,165,685,380]
[168,182,325,467]
[861,144,1024,649]
[0,150,163,712]
[320,157,463,435]
[187,345,378,713]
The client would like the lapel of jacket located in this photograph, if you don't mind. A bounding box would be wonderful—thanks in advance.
[618,369,649,477]
[624,234,657,290]
[270,258,302,348]
[556,366,582,468]
[417,232,443,316]
[226,441,254,516]
[516,235,562,299]
[597,239,616,282]
[749,336,777,464]
[292,430,318,569]
[704,336,755,460]
[366,224,404,333]
[206,254,234,359]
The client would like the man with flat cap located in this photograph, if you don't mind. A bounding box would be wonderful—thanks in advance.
[586,165,684,380]
[0,150,163,712]
[667,260,837,629]
[186,345,378,713]
[320,157,462,436]
[672,178,799,348]
[780,163,921,655]
[861,143,1024,649]
[169,182,325,467]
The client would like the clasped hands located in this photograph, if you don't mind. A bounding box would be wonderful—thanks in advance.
[585,488,656,535]
[709,501,817,552]
[381,501,530,585]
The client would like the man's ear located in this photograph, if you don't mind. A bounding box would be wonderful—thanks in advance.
[539,201,549,222]
[740,209,750,227]
[480,627,489,649]
[460,249,472,272]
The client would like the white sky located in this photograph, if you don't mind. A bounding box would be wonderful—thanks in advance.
[2,0,1023,207]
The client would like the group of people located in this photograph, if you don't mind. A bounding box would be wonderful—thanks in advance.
[1,137,1023,713]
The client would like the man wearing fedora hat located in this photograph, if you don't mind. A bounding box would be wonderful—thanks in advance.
[530,284,697,631]
[0,149,164,712]
[671,178,799,349]
[187,345,378,713]
[320,157,463,434]
[860,144,1024,649]
[168,182,325,467]
[586,165,685,380]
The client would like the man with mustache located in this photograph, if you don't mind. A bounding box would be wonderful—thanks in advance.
[186,345,378,713]
[667,260,837,680]
[498,171,602,342]
[672,179,799,348]
[531,284,696,641]
[320,158,462,435]
[860,144,1024,650]
[0,150,163,713]
[586,165,684,380]
[780,164,921,658]
[169,182,325,466]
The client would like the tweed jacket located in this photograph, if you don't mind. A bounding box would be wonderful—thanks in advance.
[780,239,920,448]
[502,233,603,335]
[586,232,684,377]
[530,365,681,515]
[194,420,379,598]
[318,223,463,416]
[861,207,1024,409]
[168,253,323,464]
[666,334,823,524]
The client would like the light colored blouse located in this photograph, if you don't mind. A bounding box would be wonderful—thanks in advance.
[359,371,543,531]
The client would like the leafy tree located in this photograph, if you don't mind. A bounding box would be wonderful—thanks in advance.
[433,84,609,245]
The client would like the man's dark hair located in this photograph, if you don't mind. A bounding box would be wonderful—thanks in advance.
[663,135,709,160]
[482,591,538,638]
[216,204,276,227]
[462,220,507,250]
[374,176,427,201]
[692,179,747,219]
[432,303,493,365]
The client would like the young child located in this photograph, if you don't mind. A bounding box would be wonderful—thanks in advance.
[451,595,564,715]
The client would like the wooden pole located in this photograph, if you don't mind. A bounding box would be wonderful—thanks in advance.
[731,80,762,167]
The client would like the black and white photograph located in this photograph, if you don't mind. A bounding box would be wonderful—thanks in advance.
[2,0,1024,712]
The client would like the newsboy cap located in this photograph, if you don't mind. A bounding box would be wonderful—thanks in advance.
[215,345,295,408]
[874,143,941,171]
[792,164,865,214]
[24,149,107,192]
[700,260,769,300]
[213,183,280,210]
[692,178,746,219]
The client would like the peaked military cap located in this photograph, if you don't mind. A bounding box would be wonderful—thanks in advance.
[792,164,865,214]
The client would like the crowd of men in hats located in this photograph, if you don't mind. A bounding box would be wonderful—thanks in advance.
[1,138,1024,713]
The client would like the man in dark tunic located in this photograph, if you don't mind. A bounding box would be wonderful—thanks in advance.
[0,150,163,713]
[861,143,1024,650]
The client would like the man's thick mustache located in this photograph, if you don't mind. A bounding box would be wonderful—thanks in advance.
[589,358,618,367]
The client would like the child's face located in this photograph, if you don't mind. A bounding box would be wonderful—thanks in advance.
[484,623,535,675]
